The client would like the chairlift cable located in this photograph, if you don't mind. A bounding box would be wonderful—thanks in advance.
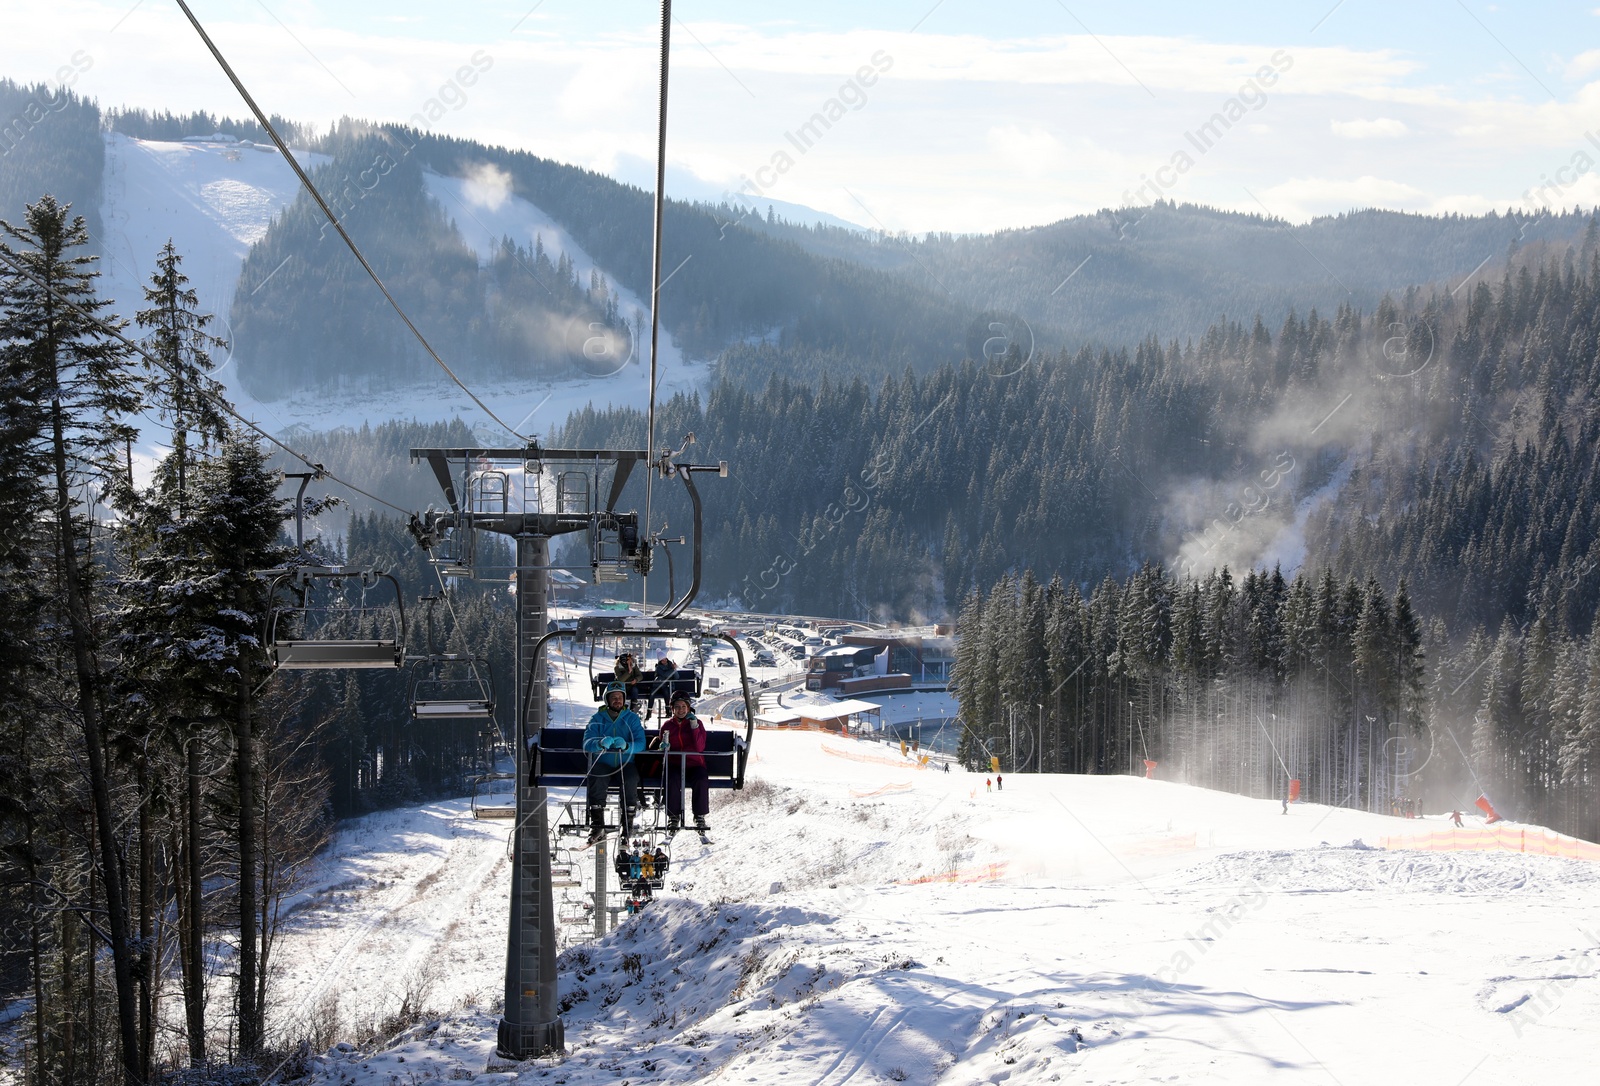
[643,0,673,600]
[424,545,487,686]
[0,247,413,519]
[174,0,530,446]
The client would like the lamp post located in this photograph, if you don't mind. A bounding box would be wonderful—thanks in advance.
[1037,703,1044,773]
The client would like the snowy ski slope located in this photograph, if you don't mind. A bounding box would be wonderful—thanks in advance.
[94,133,706,456]
[264,724,1600,1085]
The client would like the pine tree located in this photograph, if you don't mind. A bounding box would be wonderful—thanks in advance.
[0,195,144,1084]
[190,435,292,1059]
[103,239,232,1070]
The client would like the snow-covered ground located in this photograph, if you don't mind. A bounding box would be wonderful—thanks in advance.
[94,133,709,464]
[261,722,1600,1085]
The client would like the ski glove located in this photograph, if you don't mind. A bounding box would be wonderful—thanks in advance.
[601,737,627,751]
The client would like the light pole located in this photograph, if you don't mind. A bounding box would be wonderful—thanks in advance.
[1037,703,1044,773]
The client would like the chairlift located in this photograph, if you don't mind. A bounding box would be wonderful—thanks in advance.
[471,772,517,819]
[582,626,702,719]
[529,616,757,831]
[407,592,497,720]
[410,654,497,720]
[265,566,406,670]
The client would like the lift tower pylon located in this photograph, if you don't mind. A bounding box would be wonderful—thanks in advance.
[409,445,652,1061]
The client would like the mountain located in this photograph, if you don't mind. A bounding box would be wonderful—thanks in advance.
[745,199,1592,349]
[0,78,102,238]
[14,96,1587,416]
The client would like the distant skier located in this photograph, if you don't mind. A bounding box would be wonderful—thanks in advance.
[943,762,950,774]
[996,774,1003,791]
[986,778,992,793]
[1282,793,1289,815]
[1450,810,1464,828]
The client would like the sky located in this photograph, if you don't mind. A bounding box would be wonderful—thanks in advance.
[6,0,1600,233]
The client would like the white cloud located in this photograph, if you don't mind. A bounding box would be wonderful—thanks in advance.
[1330,117,1409,139]
[985,124,1072,179]
[1256,176,1431,220]
[1566,49,1600,79]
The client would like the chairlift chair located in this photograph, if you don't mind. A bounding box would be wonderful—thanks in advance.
[265,567,406,670]
[410,654,497,720]
[529,617,756,821]
[471,772,517,819]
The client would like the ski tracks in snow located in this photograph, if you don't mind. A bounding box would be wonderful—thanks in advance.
[269,801,508,1037]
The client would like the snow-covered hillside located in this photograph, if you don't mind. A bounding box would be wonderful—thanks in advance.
[263,726,1600,1085]
[95,133,705,454]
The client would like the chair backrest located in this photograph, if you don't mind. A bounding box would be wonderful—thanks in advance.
[589,667,703,704]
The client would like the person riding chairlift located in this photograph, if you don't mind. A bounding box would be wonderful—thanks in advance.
[583,681,645,843]
[658,692,710,834]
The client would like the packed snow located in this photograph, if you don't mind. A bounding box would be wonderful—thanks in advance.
[258,703,1600,1084]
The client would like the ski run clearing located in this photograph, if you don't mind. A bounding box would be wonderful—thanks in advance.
[96,133,707,462]
[263,726,1600,1086]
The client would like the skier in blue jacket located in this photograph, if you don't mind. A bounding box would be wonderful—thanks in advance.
[583,681,646,842]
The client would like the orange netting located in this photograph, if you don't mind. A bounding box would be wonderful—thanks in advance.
[1379,825,1600,861]
[849,782,915,799]
[1118,832,1198,857]
[898,861,1009,885]
[820,743,926,769]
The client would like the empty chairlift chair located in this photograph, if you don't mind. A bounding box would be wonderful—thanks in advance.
[410,655,496,720]
[471,772,517,819]
[265,567,406,670]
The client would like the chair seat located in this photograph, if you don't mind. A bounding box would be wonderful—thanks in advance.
[412,699,494,719]
[272,640,402,669]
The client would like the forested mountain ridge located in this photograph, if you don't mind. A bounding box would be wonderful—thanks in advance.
[0,77,102,238]
[229,121,974,398]
[549,238,1600,639]
[9,92,1594,397]
[742,199,1594,353]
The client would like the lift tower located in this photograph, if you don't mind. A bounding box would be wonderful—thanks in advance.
[409,445,653,1059]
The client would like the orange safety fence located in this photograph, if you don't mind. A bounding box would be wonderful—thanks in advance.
[899,861,1010,885]
[820,743,927,769]
[1118,832,1198,857]
[849,782,915,799]
[1379,824,1600,861]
